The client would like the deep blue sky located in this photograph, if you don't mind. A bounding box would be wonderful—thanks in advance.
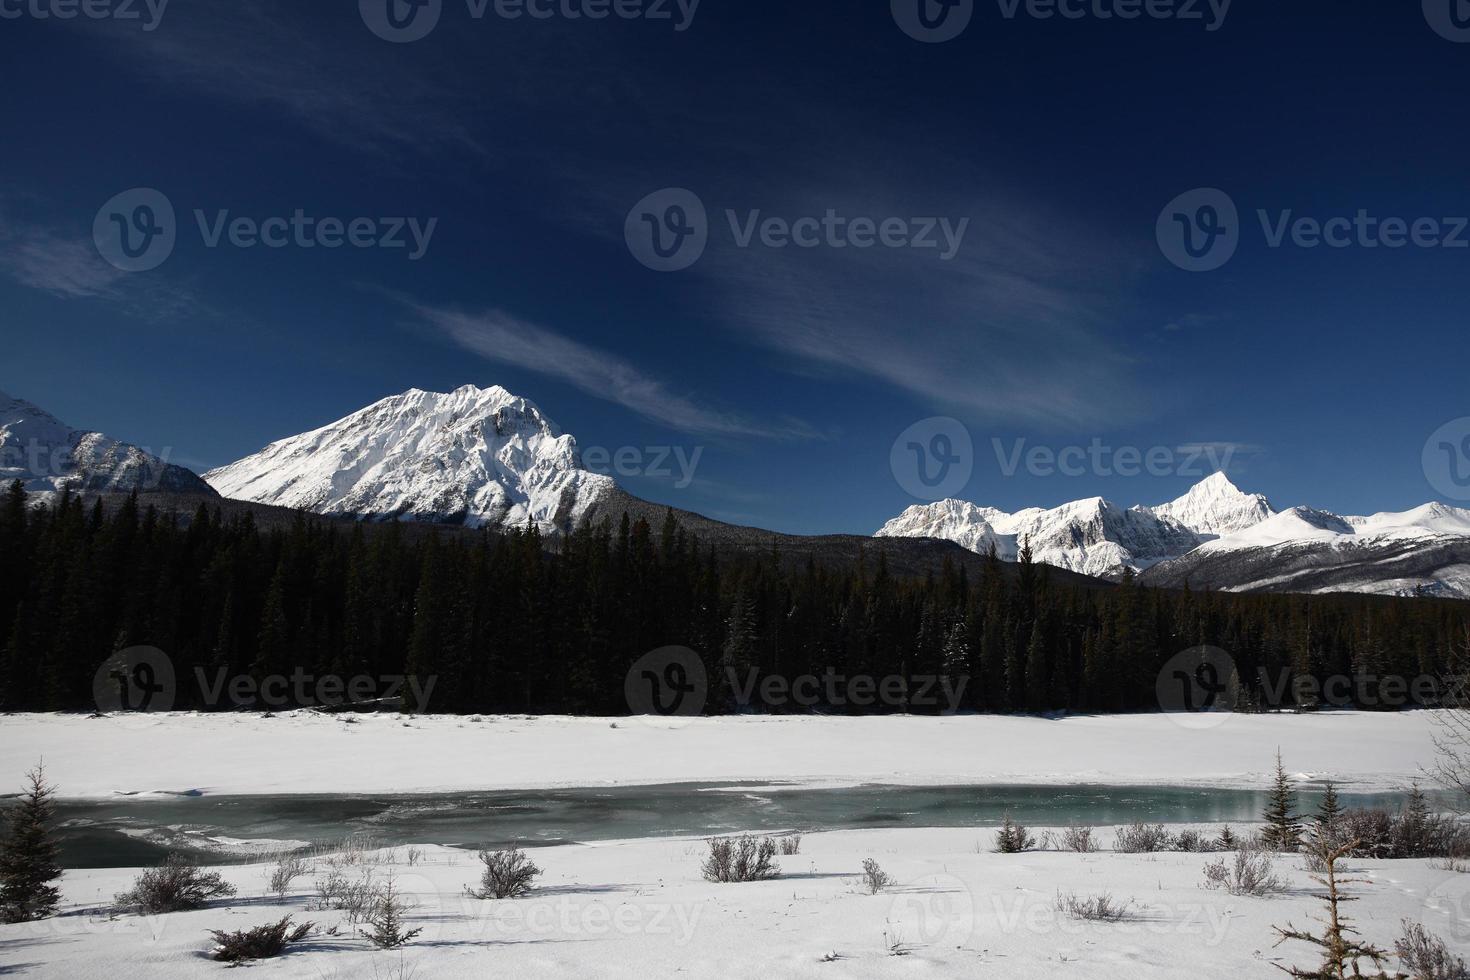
[2,1,1468,533]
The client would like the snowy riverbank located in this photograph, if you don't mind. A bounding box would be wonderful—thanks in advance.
[3,829,1467,979]
[0,710,1444,799]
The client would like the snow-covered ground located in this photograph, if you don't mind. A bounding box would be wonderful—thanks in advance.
[0,710,1442,799]
[4,830,1467,979]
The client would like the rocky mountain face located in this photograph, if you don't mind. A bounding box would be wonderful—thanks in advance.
[0,391,216,496]
[204,385,615,533]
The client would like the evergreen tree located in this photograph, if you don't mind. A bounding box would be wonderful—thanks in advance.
[1273,841,1403,979]
[1313,781,1343,847]
[1262,750,1303,853]
[0,764,62,923]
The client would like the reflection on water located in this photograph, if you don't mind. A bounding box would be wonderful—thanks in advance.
[50,782,1448,868]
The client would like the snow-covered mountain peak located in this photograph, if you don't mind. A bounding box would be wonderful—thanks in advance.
[204,385,614,533]
[877,473,1276,580]
[0,390,215,496]
[1140,472,1275,539]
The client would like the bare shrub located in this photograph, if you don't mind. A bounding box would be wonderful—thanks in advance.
[1055,890,1139,922]
[406,847,424,868]
[1202,849,1285,897]
[466,847,541,900]
[994,815,1035,854]
[1396,920,1470,980]
[1172,829,1215,853]
[701,835,780,883]
[1114,822,1172,853]
[859,858,893,895]
[267,853,311,898]
[314,869,383,925]
[115,855,238,914]
[364,876,421,950]
[775,835,802,856]
[1061,824,1099,853]
[209,915,313,962]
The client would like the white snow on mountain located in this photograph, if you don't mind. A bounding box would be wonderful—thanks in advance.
[0,390,214,495]
[1135,470,1275,539]
[877,475,1268,579]
[205,384,614,533]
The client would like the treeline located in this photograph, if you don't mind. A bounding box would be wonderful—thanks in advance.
[0,482,1467,714]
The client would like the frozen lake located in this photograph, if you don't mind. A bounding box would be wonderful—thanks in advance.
[50,781,1444,867]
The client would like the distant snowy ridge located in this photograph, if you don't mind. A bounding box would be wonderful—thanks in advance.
[877,471,1470,597]
[0,390,215,496]
[876,472,1272,579]
[205,384,615,534]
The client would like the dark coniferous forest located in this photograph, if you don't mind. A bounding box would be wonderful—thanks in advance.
[1,482,1466,715]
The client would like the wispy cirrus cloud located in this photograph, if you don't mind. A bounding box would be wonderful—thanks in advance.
[1,226,125,299]
[78,2,483,157]
[414,302,817,442]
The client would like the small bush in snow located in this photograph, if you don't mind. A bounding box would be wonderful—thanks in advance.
[1171,829,1214,853]
[209,915,313,962]
[776,835,803,856]
[1202,849,1284,897]
[266,853,311,897]
[313,869,382,925]
[1396,920,1470,980]
[1061,824,1099,853]
[994,815,1035,854]
[859,858,893,895]
[1114,822,1172,854]
[1055,890,1138,922]
[116,855,237,914]
[701,835,779,883]
[466,847,541,900]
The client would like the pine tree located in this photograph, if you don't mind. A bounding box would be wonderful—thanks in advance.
[1217,825,1238,851]
[1273,840,1406,979]
[0,764,62,923]
[1262,749,1303,853]
[1313,781,1343,847]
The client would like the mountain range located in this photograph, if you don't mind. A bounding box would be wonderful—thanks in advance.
[6,383,1468,599]
[877,474,1470,598]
